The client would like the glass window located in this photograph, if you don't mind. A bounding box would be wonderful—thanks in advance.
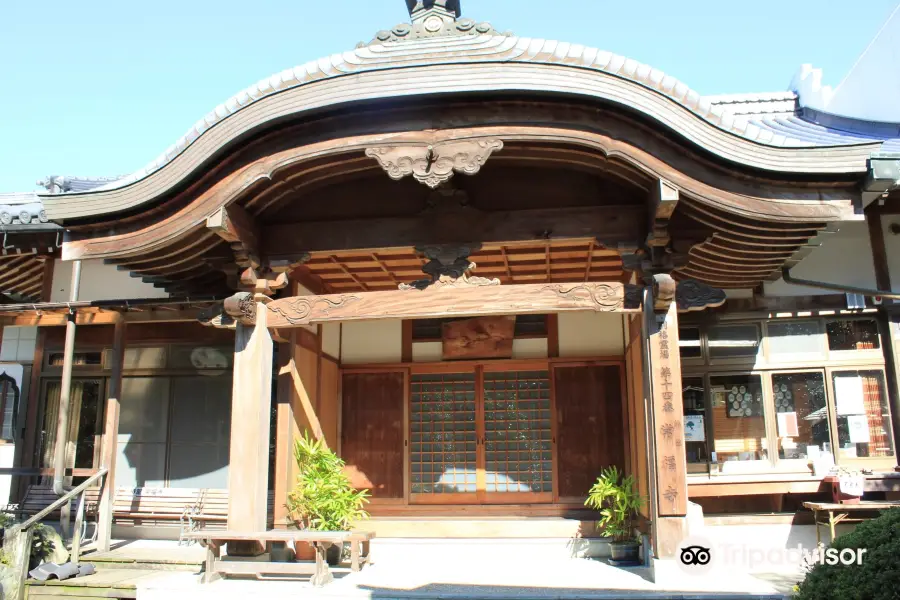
[771,373,830,461]
[832,371,895,459]
[682,377,709,464]
[123,347,167,370]
[767,320,824,360]
[679,328,702,360]
[168,375,233,488]
[826,320,880,351]
[709,375,767,464]
[707,324,761,359]
[168,345,232,370]
[0,375,19,441]
[117,377,170,488]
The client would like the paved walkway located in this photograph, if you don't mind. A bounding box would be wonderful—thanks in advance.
[132,557,795,599]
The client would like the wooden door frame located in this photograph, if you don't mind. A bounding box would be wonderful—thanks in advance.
[346,357,625,507]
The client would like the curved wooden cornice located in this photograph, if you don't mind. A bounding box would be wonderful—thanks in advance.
[42,60,876,221]
[61,126,857,262]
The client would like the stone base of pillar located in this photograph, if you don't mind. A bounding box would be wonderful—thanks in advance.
[654,515,688,559]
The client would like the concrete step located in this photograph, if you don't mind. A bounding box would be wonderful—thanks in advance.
[371,537,613,564]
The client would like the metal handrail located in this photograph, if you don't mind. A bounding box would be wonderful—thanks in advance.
[13,468,108,533]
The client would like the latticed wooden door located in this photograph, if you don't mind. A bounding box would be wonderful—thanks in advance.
[481,368,554,503]
[409,365,554,504]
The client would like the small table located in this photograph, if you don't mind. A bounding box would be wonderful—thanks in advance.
[803,501,900,545]
[182,530,375,586]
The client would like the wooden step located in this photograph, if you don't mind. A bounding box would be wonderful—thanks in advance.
[357,517,606,539]
[24,568,168,600]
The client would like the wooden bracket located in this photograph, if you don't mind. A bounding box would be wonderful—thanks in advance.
[207,204,261,269]
[652,273,677,313]
[647,179,680,249]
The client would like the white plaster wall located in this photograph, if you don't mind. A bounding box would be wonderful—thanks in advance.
[0,327,37,362]
[412,341,442,363]
[558,312,624,357]
[512,337,548,359]
[50,259,170,302]
[321,323,341,359]
[882,214,900,293]
[763,221,876,297]
[340,320,402,365]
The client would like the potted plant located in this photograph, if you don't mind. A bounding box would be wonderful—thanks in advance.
[585,466,643,565]
[286,434,370,564]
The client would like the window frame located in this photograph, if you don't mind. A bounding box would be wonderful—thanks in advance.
[683,313,893,476]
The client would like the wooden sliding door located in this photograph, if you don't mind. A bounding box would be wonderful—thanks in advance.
[341,372,405,499]
[409,371,479,503]
[554,364,625,500]
[481,367,553,503]
[408,363,554,504]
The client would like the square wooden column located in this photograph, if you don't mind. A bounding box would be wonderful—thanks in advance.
[96,317,126,551]
[227,298,274,532]
[643,278,688,560]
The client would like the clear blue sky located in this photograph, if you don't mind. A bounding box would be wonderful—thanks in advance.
[1,0,896,193]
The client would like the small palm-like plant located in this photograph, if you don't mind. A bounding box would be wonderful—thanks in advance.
[585,466,642,543]
[286,433,370,531]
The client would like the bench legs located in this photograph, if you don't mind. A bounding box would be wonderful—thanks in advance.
[310,542,334,587]
[203,541,222,584]
[350,539,371,572]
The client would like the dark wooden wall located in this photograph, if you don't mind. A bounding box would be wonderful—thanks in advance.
[554,364,625,498]
[340,372,405,499]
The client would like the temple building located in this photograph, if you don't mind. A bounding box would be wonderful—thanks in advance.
[1,0,899,576]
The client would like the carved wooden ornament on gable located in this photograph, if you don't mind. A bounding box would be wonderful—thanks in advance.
[366,138,503,188]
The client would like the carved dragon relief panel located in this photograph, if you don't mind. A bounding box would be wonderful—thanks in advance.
[366,138,503,188]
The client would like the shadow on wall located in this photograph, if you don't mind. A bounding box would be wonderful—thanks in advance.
[118,372,234,489]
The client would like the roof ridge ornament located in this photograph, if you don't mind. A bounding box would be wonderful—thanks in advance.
[363,0,511,46]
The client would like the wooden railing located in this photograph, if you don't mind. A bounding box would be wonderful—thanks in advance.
[2,468,108,600]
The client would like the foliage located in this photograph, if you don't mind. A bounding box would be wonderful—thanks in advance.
[795,508,900,600]
[584,466,642,543]
[286,433,370,531]
[29,524,56,564]
[0,513,13,529]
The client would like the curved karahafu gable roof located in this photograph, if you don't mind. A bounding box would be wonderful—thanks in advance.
[39,20,894,220]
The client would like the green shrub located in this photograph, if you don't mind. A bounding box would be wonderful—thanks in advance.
[584,466,642,543]
[795,508,900,600]
[30,524,56,565]
[286,434,369,531]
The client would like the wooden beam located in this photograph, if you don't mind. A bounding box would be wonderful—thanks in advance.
[262,206,643,258]
[647,180,680,248]
[96,318,125,551]
[867,208,892,291]
[207,204,261,269]
[266,281,639,328]
[0,308,205,327]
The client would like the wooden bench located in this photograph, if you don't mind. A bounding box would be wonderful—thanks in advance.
[8,485,101,521]
[182,530,375,586]
[113,488,274,536]
[803,501,900,544]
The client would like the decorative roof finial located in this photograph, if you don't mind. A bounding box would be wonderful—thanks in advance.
[364,0,509,46]
[405,0,462,25]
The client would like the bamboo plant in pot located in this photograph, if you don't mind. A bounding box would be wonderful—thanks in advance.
[286,434,370,564]
[585,466,643,565]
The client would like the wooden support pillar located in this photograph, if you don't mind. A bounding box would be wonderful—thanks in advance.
[227,296,274,534]
[273,331,296,530]
[96,317,126,552]
[643,275,688,560]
